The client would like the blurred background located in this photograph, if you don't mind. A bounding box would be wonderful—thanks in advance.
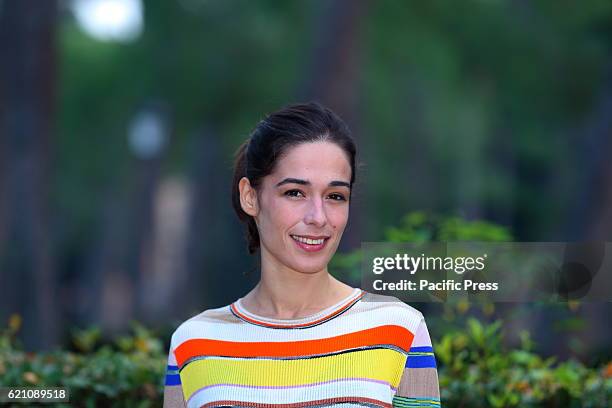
[1,0,611,376]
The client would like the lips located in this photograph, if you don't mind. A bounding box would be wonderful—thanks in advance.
[290,234,330,252]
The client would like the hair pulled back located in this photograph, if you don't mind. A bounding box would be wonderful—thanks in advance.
[231,102,356,254]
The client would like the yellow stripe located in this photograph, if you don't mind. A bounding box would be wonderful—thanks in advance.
[181,348,406,400]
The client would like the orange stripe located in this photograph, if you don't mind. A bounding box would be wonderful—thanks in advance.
[175,325,414,367]
[231,290,365,329]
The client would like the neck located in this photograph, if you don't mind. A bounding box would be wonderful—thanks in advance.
[243,247,353,319]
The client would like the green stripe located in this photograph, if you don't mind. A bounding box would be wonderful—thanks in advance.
[392,395,441,407]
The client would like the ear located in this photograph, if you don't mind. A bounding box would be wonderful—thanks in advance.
[238,177,259,217]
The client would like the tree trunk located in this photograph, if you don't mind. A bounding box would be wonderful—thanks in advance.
[0,0,59,349]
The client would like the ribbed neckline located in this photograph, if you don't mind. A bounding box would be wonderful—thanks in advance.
[231,287,364,329]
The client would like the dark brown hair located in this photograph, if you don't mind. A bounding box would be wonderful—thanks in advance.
[232,102,356,254]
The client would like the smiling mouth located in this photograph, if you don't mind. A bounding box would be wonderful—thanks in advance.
[290,235,329,245]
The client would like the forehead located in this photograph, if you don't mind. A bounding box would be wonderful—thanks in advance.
[271,141,351,182]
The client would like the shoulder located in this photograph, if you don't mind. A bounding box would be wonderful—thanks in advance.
[357,290,425,334]
[360,290,425,319]
[169,304,237,349]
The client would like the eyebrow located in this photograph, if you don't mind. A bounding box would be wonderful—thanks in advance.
[275,178,351,189]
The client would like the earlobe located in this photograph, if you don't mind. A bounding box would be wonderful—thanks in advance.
[238,177,259,216]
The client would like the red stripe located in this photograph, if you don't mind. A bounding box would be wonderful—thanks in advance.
[175,324,414,367]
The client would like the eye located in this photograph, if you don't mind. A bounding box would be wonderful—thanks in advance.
[284,189,305,198]
[328,193,347,201]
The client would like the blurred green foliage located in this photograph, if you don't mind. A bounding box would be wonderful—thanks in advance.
[0,318,165,408]
[437,318,611,407]
[385,211,513,242]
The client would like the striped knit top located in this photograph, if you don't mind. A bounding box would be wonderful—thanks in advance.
[163,288,441,408]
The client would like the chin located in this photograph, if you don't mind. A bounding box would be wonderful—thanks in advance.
[291,261,329,274]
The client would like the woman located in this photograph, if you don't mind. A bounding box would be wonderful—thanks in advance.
[163,102,441,408]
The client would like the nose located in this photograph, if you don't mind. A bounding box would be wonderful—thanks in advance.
[304,197,327,227]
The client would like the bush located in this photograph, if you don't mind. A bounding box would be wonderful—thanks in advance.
[0,317,165,408]
[436,318,612,407]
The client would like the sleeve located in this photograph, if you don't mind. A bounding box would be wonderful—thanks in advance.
[392,317,441,407]
[163,337,187,408]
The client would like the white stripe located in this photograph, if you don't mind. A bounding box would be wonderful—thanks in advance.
[186,378,394,408]
[411,318,433,348]
[166,349,178,365]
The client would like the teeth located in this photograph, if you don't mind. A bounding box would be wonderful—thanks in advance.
[291,235,325,245]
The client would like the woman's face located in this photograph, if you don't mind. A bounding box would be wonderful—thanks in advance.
[242,141,352,275]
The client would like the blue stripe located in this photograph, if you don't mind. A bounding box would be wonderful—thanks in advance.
[167,364,178,370]
[409,346,433,352]
[406,355,437,368]
[165,374,181,386]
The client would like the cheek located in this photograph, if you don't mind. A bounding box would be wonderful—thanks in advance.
[262,198,299,232]
[328,205,349,230]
